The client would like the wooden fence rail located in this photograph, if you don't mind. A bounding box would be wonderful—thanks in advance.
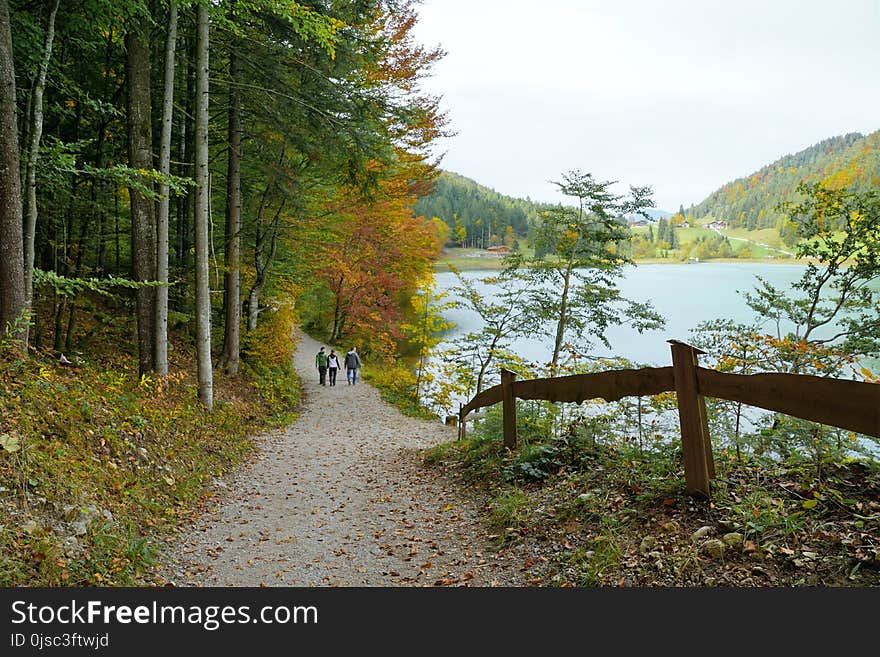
[458,340,880,496]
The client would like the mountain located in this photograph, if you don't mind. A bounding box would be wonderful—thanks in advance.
[414,171,557,248]
[690,131,880,231]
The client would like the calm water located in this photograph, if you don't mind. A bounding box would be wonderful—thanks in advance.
[434,262,812,367]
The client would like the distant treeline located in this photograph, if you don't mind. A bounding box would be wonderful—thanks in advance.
[414,171,557,248]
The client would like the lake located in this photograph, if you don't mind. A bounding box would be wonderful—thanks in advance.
[433,262,813,367]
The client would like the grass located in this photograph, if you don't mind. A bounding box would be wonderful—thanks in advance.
[433,248,507,272]
[361,361,439,421]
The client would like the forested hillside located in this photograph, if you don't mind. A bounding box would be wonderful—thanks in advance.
[691,131,880,240]
[414,171,556,248]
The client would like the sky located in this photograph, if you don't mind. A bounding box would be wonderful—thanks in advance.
[410,0,880,212]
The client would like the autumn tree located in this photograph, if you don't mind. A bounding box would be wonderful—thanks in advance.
[742,182,880,375]
[694,182,880,472]
[311,172,440,356]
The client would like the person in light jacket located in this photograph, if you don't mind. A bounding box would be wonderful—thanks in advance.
[327,349,342,387]
[344,347,361,385]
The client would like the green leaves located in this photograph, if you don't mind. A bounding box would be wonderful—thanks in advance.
[33,269,169,299]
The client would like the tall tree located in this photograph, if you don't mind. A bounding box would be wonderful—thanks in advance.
[126,14,157,375]
[0,0,25,347]
[219,4,241,375]
[22,0,60,346]
[508,170,664,374]
[155,0,179,376]
[193,0,213,409]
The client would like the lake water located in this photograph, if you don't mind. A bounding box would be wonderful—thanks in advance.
[433,262,812,367]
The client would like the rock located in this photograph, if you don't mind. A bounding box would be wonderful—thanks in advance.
[639,535,656,554]
[63,504,112,530]
[21,520,39,535]
[647,551,663,560]
[717,519,738,532]
[576,493,591,502]
[722,532,744,547]
[701,539,725,559]
[691,526,713,542]
[137,447,149,460]
[71,521,88,536]
[661,521,680,534]
[62,536,81,557]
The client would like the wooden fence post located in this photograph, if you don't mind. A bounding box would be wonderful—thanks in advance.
[501,368,517,449]
[669,340,714,496]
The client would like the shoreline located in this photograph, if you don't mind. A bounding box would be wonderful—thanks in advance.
[434,255,804,272]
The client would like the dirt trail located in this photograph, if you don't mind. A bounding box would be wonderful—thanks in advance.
[156,332,526,586]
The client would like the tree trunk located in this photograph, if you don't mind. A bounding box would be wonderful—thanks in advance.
[246,175,283,333]
[246,204,282,332]
[126,19,156,375]
[0,0,25,349]
[155,1,178,376]
[551,263,573,374]
[219,43,241,375]
[193,2,213,409]
[22,0,59,345]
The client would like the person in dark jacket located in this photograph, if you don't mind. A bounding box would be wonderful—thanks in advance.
[344,347,361,385]
[316,346,329,386]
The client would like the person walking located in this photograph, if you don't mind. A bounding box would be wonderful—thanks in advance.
[344,347,361,385]
[327,349,341,387]
[316,346,329,386]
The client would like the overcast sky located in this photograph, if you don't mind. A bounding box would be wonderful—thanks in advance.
[410,0,880,212]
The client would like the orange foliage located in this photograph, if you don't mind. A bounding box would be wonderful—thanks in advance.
[315,170,440,357]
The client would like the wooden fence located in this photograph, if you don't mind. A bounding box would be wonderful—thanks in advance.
[458,340,880,496]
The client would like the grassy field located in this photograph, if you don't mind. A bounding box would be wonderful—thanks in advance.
[433,248,508,272]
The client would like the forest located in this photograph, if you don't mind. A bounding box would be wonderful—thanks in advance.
[0,0,448,385]
[413,170,556,249]
[690,131,880,241]
[0,0,450,585]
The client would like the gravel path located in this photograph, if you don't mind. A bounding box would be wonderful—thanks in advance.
[156,332,527,587]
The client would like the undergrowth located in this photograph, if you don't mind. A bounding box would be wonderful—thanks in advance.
[425,405,880,587]
[0,304,300,586]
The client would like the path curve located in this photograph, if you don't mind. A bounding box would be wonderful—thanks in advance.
[155,332,526,586]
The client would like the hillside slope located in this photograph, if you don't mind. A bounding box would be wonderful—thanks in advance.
[691,131,880,232]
